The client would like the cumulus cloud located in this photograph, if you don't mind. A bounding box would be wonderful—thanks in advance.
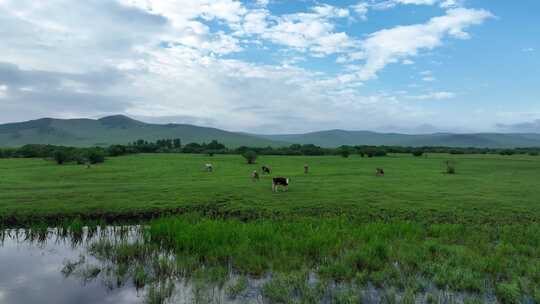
[0,0,493,132]
[352,2,369,20]
[341,8,492,81]
[248,4,355,56]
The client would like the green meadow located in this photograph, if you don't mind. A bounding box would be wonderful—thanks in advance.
[1,153,540,224]
[2,153,540,302]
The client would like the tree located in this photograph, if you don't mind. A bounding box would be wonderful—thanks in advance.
[339,149,350,158]
[242,150,257,164]
[173,138,182,149]
[412,150,424,157]
[53,150,69,165]
[108,145,127,157]
[445,160,456,174]
[87,149,105,164]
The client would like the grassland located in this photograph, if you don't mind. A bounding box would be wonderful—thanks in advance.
[2,153,540,302]
[1,153,540,225]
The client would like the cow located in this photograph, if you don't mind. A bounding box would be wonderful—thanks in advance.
[304,164,309,174]
[376,168,384,176]
[251,170,260,182]
[204,163,213,172]
[272,177,289,192]
[262,165,271,174]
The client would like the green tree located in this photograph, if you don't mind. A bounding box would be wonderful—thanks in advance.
[242,150,257,164]
[53,150,69,165]
[412,150,424,157]
[339,147,351,158]
[87,149,105,164]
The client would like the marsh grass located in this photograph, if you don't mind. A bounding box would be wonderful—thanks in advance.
[40,216,540,303]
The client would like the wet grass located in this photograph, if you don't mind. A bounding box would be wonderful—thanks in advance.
[38,216,539,303]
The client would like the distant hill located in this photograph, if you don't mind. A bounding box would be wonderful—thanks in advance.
[1,115,540,148]
[258,130,540,148]
[0,115,282,148]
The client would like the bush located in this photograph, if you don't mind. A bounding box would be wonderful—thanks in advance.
[529,152,539,156]
[107,145,127,157]
[339,149,351,158]
[53,150,69,165]
[87,149,105,164]
[412,150,424,157]
[242,150,257,164]
[495,281,520,304]
[445,160,456,174]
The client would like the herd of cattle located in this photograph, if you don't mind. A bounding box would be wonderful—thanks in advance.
[204,163,384,192]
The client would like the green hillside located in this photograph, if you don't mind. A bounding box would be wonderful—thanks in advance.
[260,130,540,148]
[1,115,540,148]
[0,115,282,148]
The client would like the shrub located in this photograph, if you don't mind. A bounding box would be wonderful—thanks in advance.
[445,160,456,174]
[496,281,520,304]
[87,149,105,164]
[107,145,127,157]
[339,149,351,158]
[73,152,87,165]
[242,150,257,164]
[412,150,424,157]
[529,151,539,156]
[53,150,69,165]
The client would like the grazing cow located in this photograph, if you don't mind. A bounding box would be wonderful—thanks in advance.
[272,177,289,192]
[251,170,260,181]
[304,164,309,174]
[205,163,213,172]
[262,165,271,174]
[376,168,385,176]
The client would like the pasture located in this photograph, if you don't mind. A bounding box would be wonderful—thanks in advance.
[2,153,540,302]
[1,153,540,224]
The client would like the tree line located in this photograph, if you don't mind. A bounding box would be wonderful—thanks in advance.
[0,138,539,165]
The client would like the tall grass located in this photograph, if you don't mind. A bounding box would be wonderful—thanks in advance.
[129,216,540,302]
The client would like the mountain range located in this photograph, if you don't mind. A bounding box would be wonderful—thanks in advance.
[1,115,540,148]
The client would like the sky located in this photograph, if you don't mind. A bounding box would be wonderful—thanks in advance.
[0,0,538,134]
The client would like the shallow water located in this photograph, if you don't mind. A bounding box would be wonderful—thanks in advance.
[0,227,144,304]
[0,227,266,304]
[0,226,504,304]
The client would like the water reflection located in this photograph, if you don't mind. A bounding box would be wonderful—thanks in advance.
[0,227,263,304]
[0,227,143,304]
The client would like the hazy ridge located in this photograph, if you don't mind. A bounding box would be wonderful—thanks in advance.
[1,115,540,148]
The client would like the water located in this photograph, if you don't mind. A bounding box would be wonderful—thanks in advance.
[0,227,267,304]
[0,227,502,304]
[0,227,146,304]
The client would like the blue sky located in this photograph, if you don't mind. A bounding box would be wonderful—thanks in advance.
[0,0,538,133]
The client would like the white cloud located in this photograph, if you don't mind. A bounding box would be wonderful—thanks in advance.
[0,1,494,132]
[345,8,492,80]
[0,84,7,98]
[352,2,369,20]
[523,47,535,52]
[118,0,247,55]
[373,0,463,9]
[251,4,355,56]
[409,91,455,100]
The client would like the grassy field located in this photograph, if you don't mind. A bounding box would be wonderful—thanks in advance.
[2,153,540,302]
[1,153,540,224]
